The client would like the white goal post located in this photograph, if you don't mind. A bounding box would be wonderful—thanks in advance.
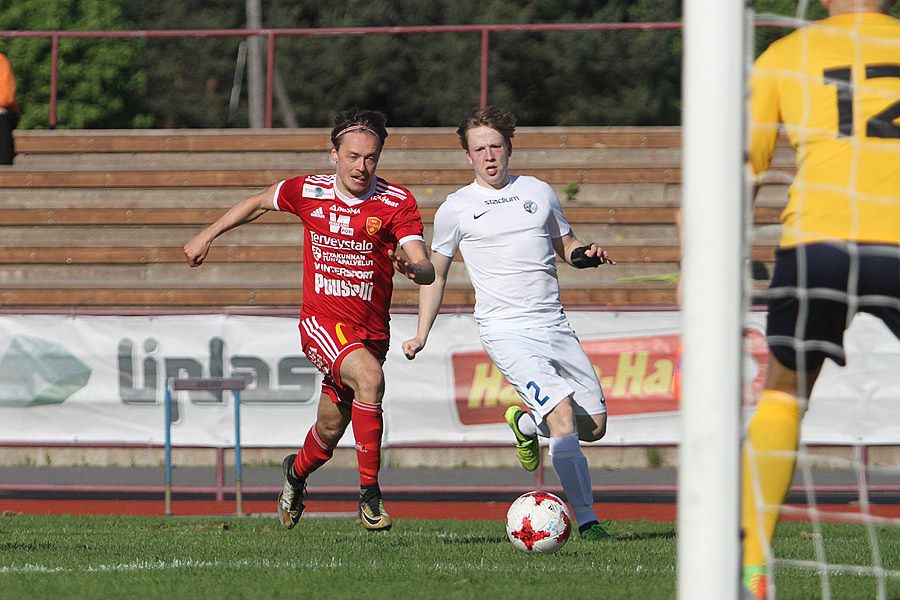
[678,1,749,599]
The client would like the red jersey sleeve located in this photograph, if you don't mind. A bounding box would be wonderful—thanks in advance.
[377,181,425,244]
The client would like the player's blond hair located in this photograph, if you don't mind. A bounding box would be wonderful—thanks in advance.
[456,106,516,152]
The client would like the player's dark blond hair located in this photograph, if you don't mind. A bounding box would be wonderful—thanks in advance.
[456,106,516,152]
[331,107,388,149]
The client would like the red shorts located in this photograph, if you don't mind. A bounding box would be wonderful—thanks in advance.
[298,315,389,407]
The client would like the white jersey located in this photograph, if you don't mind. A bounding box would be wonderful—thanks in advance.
[431,175,571,330]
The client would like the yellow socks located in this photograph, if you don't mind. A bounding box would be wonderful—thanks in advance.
[742,389,802,569]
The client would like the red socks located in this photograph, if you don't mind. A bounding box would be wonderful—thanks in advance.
[351,400,383,486]
[293,423,334,478]
[292,400,383,486]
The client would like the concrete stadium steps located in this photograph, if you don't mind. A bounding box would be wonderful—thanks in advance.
[0,204,786,226]
[0,182,682,210]
[0,127,791,310]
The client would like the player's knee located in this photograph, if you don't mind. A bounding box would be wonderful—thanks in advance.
[579,423,606,443]
[544,407,575,438]
[316,419,346,445]
[352,363,385,403]
[577,414,607,442]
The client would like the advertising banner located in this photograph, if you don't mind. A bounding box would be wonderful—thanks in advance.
[0,311,897,447]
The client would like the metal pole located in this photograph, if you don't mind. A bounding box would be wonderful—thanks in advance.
[273,65,298,128]
[49,35,59,129]
[228,40,248,126]
[678,0,745,598]
[265,32,275,129]
[246,0,265,128]
[215,448,225,502]
[479,29,489,108]
[166,377,247,516]
[164,378,173,516]
[234,389,243,515]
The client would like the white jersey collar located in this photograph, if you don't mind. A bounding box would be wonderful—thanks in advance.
[333,177,376,207]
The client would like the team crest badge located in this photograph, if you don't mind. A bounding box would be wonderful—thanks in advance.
[523,201,538,214]
[366,217,382,235]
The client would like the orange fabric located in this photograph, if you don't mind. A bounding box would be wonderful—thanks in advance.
[0,53,16,112]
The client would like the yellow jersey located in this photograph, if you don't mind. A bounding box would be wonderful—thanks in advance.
[748,12,900,247]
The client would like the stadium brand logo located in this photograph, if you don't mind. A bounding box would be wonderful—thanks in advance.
[304,346,327,374]
[316,263,374,280]
[117,338,320,423]
[309,232,373,253]
[311,245,374,267]
[329,212,354,236]
[328,203,360,215]
[0,334,91,407]
[483,195,520,205]
[313,273,374,301]
[450,331,768,426]
[303,183,334,199]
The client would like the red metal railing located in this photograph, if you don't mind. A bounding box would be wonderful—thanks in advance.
[0,23,687,128]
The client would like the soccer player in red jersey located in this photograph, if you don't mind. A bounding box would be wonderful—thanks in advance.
[184,108,434,531]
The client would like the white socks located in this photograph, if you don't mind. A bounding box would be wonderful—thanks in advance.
[516,410,539,437]
[549,433,597,527]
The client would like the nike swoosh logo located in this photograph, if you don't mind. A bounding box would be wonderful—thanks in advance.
[473,211,489,219]
[361,510,382,526]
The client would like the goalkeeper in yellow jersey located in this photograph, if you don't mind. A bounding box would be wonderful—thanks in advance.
[743,0,900,597]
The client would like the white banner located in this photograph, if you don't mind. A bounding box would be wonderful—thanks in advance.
[0,312,898,447]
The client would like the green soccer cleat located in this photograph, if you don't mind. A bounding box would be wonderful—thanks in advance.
[276,453,306,530]
[743,565,767,599]
[579,519,615,541]
[358,484,392,531]
[504,406,540,472]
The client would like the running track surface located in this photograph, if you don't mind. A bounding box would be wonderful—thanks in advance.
[3,500,899,522]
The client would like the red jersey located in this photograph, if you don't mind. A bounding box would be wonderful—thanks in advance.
[274,174,425,341]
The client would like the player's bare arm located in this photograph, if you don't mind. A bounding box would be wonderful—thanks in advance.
[389,239,435,285]
[184,186,277,267]
[552,231,616,268]
[402,251,453,360]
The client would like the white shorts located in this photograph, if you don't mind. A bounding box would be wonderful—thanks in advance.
[479,323,606,426]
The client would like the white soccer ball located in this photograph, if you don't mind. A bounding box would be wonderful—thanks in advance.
[505,491,572,554]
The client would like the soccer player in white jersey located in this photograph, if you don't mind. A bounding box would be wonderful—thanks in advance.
[402,106,617,540]
[184,108,434,532]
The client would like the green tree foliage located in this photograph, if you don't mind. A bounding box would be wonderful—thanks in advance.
[124,0,682,128]
[753,0,827,56]
[259,0,683,127]
[753,0,900,56]
[126,0,247,128]
[15,0,895,129]
[485,0,681,126]
[0,0,151,129]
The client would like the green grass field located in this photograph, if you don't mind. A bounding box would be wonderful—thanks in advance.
[2,512,899,599]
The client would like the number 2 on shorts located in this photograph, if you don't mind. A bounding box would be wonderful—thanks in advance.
[526,381,550,406]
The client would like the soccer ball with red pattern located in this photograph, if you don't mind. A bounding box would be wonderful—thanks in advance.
[505,491,572,554]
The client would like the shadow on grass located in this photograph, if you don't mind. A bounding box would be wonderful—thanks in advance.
[1,540,53,551]
[441,535,508,545]
[614,529,677,542]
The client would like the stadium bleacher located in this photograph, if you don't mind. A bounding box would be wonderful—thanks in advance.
[0,127,791,310]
